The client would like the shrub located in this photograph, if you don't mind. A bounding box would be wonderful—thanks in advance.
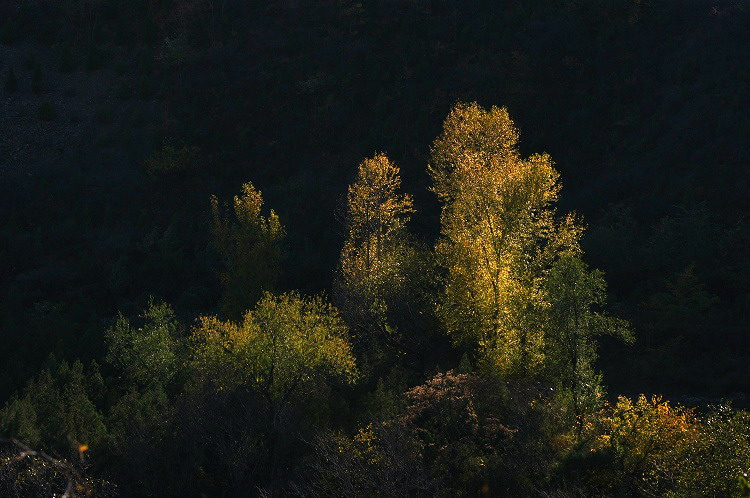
[679,406,750,496]
[598,395,698,495]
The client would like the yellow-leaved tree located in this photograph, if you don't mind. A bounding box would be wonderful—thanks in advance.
[429,102,583,377]
[191,291,358,412]
[211,182,285,319]
[339,153,414,304]
[189,291,359,485]
[336,154,419,357]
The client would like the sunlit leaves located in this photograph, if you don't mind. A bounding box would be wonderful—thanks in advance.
[343,154,413,253]
[211,182,286,318]
[335,153,434,369]
[429,102,520,202]
[191,292,358,403]
[593,395,699,495]
[339,154,414,315]
[430,102,583,377]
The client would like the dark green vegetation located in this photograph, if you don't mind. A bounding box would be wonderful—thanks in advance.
[1,0,750,495]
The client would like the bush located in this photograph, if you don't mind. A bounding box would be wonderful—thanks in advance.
[306,372,560,496]
[595,395,698,495]
[573,396,750,496]
[679,406,750,496]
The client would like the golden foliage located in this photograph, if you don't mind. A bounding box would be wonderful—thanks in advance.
[211,182,285,243]
[211,182,285,317]
[340,153,414,298]
[191,292,358,400]
[430,102,582,377]
[595,395,699,495]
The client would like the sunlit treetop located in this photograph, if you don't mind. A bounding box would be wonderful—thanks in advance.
[191,292,358,403]
[340,153,414,293]
[345,153,413,247]
[211,181,285,246]
[429,102,521,203]
[211,182,286,317]
[430,102,584,377]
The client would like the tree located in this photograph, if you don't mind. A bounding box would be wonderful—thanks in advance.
[0,359,106,458]
[543,255,632,424]
[105,299,182,387]
[338,153,414,312]
[429,102,582,377]
[211,182,285,319]
[189,292,359,490]
[105,383,173,496]
[335,154,420,358]
[191,291,358,412]
[143,142,200,176]
[645,264,719,344]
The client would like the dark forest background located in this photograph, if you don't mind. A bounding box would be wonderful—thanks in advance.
[1,1,749,493]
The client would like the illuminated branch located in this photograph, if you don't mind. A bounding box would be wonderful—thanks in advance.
[1,437,90,498]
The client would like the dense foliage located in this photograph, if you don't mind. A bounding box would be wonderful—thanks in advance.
[1,1,749,495]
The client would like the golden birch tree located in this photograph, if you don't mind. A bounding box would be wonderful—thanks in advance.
[430,102,583,377]
[211,182,285,319]
[336,154,415,339]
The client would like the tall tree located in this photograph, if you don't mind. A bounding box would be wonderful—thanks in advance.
[543,255,632,422]
[211,182,285,319]
[338,153,414,309]
[430,102,583,377]
[190,292,359,487]
[336,154,421,359]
